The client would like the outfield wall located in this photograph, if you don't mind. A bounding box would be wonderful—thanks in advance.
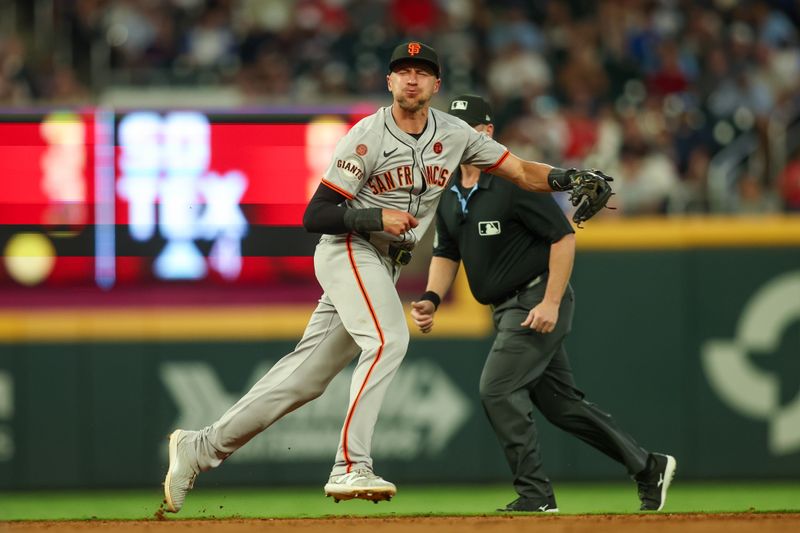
[1,217,799,488]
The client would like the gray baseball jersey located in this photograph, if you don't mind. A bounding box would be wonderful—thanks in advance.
[322,105,508,251]
[188,104,510,485]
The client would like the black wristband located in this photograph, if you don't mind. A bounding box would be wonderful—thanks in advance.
[343,208,383,232]
[419,290,441,310]
[547,167,575,191]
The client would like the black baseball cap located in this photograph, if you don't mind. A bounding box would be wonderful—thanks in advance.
[389,41,441,78]
[448,94,493,126]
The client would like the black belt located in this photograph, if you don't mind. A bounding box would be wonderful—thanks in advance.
[356,232,413,266]
[388,244,413,266]
[489,273,546,309]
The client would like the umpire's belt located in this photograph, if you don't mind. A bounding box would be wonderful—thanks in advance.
[388,244,413,266]
[489,272,546,310]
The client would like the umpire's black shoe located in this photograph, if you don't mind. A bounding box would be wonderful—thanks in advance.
[497,496,558,513]
[635,453,677,511]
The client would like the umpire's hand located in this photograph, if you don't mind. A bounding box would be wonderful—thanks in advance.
[410,300,435,334]
[521,301,559,334]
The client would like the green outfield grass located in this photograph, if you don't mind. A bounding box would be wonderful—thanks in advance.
[1,482,798,521]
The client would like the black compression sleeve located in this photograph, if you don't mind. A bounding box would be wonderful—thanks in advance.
[303,183,349,234]
[303,183,383,234]
[343,208,383,232]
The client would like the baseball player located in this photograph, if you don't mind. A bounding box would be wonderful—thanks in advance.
[163,41,612,513]
[410,94,676,512]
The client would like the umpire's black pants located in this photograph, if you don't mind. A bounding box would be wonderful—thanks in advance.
[480,278,650,503]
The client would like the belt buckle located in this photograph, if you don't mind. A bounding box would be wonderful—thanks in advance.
[526,273,544,289]
[393,248,412,266]
[492,274,544,309]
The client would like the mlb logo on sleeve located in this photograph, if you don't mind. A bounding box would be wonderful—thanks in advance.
[479,221,501,236]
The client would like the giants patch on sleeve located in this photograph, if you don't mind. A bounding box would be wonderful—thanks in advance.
[336,158,365,182]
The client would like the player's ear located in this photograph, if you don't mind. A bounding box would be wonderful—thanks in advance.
[433,78,441,93]
[485,124,494,138]
[386,74,392,92]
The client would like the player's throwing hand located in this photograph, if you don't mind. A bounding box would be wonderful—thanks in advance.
[382,209,419,236]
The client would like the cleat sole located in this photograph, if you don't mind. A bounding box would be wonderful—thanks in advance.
[324,488,395,502]
[657,455,677,511]
[163,430,181,513]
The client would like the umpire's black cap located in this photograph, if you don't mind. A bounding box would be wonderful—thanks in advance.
[448,94,493,126]
[389,41,441,78]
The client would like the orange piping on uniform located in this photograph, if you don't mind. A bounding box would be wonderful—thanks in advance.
[342,232,385,473]
[484,150,510,173]
[321,179,355,200]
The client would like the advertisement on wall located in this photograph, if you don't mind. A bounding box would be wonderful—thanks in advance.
[0,107,372,291]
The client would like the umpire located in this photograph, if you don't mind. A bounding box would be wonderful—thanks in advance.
[410,94,676,513]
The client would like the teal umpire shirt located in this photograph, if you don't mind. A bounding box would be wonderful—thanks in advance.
[433,170,575,306]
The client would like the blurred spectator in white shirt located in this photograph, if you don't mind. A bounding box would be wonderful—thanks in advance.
[728,173,782,214]
[614,142,680,215]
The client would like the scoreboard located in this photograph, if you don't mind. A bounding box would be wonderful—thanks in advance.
[0,106,374,289]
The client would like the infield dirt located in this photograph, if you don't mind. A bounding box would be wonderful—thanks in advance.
[4,513,800,533]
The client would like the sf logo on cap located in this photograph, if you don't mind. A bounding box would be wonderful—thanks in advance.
[408,42,421,55]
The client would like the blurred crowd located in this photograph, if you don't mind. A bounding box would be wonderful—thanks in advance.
[2,0,800,215]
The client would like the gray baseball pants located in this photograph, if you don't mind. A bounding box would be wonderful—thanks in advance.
[191,233,408,477]
[481,278,650,502]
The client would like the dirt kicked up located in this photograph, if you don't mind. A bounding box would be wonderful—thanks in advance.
[4,513,800,533]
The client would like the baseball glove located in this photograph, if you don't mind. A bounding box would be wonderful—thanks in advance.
[568,169,615,226]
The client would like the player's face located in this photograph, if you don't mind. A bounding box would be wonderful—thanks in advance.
[387,61,441,113]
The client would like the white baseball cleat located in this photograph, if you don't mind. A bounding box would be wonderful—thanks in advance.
[163,429,200,513]
[324,469,397,503]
